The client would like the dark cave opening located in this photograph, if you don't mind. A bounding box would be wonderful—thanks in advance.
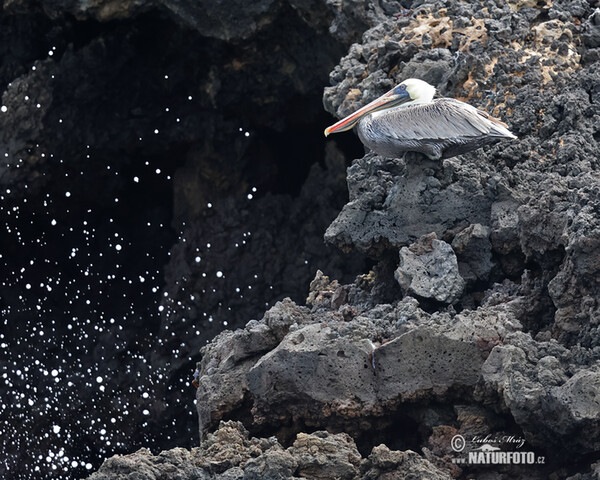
[0,3,370,479]
[241,109,364,197]
[354,414,425,456]
[332,120,367,163]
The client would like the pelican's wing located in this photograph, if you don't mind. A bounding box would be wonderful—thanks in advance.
[377,98,515,141]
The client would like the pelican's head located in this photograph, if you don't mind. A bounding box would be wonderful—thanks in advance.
[401,78,436,104]
[324,78,436,136]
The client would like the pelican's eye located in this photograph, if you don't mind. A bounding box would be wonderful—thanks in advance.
[394,84,407,95]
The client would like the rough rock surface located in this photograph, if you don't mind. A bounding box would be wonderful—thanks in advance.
[452,223,494,284]
[7,0,598,478]
[395,233,465,304]
[171,1,600,479]
[87,420,452,480]
[189,271,600,478]
[476,333,600,456]
[322,0,600,346]
[324,154,497,256]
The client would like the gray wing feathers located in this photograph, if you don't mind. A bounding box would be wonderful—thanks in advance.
[376,98,514,141]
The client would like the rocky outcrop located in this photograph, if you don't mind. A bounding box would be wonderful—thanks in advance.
[324,153,498,256]
[395,233,465,304]
[4,0,599,478]
[87,420,452,480]
[171,0,600,478]
[185,270,600,478]
[322,0,600,344]
[477,333,600,455]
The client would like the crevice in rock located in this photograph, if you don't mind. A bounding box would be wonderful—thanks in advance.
[528,9,551,28]
[496,250,527,280]
[215,391,257,439]
[524,248,565,278]
[564,452,600,479]
[233,391,512,459]
[458,279,495,310]
[372,253,405,303]
[353,413,424,456]
[413,295,458,314]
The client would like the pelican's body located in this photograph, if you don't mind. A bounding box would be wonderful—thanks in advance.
[325,79,516,160]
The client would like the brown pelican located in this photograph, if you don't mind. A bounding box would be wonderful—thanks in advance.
[324,79,516,160]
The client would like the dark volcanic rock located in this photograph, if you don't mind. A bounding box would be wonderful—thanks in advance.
[324,154,497,256]
[174,0,600,479]
[188,271,600,478]
[9,0,600,478]
[322,0,600,343]
[395,232,465,304]
[195,273,517,440]
[86,420,452,480]
[4,0,151,21]
[476,333,600,456]
[452,223,493,284]
[4,0,370,43]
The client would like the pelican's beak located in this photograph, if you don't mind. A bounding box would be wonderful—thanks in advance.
[324,88,410,136]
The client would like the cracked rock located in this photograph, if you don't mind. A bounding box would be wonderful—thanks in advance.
[395,233,465,304]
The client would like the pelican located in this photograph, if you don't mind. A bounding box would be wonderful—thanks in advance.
[324,79,516,160]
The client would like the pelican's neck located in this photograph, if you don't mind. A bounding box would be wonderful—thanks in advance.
[367,108,394,121]
[365,100,413,122]
[411,84,435,104]
[411,95,434,104]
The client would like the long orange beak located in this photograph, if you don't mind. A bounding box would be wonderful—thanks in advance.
[324,88,410,136]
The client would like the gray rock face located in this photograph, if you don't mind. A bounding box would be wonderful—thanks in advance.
[72,0,600,478]
[197,287,514,440]
[322,0,600,345]
[477,333,600,456]
[395,233,465,303]
[187,264,599,478]
[86,420,451,480]
[310,1,600,472]
[324,155,496,256]
[192,272,530,447]
[195,298,312,438]
[85,447,207,480]
[180,266,600,478]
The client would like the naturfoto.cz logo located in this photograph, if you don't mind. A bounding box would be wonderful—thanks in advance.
[450,434,546,466]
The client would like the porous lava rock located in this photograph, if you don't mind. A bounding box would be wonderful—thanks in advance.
[322,0,600,344]
[86,420,452,480]
[187,271,600,477]
[24,0,600,478]
[451,223,494,284]
[395,233,465,304]
[179,1,600,477]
